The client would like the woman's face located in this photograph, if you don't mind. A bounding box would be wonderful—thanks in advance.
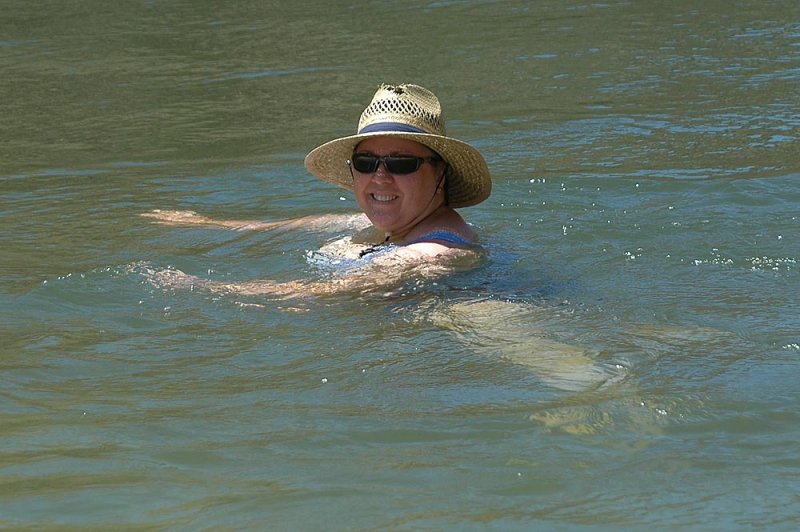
[351,137,445,237]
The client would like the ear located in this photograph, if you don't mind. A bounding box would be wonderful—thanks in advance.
[437,164,449,188]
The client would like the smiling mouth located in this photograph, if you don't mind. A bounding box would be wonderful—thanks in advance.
[371,193,398,202]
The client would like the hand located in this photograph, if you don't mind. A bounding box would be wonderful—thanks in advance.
[141,209,274,231]
[140,209,214,226]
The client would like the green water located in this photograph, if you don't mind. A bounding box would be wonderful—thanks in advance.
[2,0,799,529]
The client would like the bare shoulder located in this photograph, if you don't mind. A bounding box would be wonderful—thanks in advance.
[396,241,460,258]
[404,207,477,246]
[372,242,477,266]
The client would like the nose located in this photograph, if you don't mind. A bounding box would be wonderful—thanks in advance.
[371,162,394,182]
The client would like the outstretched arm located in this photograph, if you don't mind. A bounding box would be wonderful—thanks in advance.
[141,209,369,233]
[153,244,477,300]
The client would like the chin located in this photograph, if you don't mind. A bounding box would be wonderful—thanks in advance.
[365,214,395,232]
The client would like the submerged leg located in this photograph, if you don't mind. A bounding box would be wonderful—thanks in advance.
[428,298,621,392]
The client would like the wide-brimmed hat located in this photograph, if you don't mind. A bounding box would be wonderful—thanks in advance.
[304,84,491,208]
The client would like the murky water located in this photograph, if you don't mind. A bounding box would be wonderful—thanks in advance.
[2,0,799,529]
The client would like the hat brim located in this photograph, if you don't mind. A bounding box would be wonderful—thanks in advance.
[304,131,491,208]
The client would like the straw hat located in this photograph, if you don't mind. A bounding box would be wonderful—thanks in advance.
[304,84,491,208]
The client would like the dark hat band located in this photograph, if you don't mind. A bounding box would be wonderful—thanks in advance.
[358,122,430,135]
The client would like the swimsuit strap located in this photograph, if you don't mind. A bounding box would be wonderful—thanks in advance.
[406,229,474,247]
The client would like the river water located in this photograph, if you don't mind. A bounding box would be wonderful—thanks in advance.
[2,0,799,529]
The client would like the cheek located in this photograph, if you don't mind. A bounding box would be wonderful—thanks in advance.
[353,181,373,210]
[352,179,367,198]
[401,176,436,200]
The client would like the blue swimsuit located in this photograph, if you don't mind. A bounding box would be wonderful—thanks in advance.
[359,230,474,258]
[407,230,474,247]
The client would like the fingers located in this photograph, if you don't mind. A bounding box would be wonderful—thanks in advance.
[140,209,205,225]
[140,209,198,218]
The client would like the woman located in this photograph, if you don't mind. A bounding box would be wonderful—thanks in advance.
[143,85,620,393]
[144,84,492,298]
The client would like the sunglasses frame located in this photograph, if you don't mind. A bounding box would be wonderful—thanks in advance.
[348,153,442,175]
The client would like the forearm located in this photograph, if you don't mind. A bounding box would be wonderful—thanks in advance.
[151,246,472,300]
[155,263,414,300]
[141,210,368,233]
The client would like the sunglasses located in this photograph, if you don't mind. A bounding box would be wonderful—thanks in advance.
[349,153,441,175]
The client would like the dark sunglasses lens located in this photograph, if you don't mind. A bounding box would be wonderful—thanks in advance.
[384,157,421,174]
[351,155,378,173]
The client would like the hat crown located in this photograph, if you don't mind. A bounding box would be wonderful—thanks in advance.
[357,84,446,136]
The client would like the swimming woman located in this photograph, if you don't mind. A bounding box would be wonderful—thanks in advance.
[143,83,492,297]
[143,84,627,393]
